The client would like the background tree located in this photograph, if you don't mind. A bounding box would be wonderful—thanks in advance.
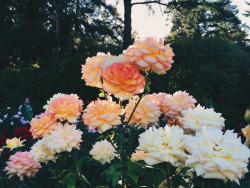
[121,0,169,49]
[166,0,248,45]
[0,0,123,113]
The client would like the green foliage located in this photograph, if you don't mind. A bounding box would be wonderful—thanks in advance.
[151,37,250,129]
[167,0,248,45]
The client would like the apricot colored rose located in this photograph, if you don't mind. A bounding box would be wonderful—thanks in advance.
[48,94,83,123]
[124,37,174,74]
[30,112,57,139]
[101,62,145,100]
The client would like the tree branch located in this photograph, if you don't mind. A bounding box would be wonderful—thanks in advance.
[131,1,168,7]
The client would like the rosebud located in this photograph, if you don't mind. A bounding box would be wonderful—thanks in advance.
[245,109,250,124]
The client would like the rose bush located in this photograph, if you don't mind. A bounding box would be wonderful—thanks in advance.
[0,37,250,188]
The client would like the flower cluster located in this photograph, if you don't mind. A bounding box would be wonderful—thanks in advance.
[30,93,83,138]
[1,37,250,187]
[30,123,82,163]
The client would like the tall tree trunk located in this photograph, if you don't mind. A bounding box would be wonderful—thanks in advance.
[123,0,132,49]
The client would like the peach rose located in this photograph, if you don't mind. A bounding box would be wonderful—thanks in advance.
[81,52,112,88]
[130,150,148,162]
[124,37,174,74]
[48,94,83,123]
[82,98,124,133]
[101,62,146,100]
[161,91,197,119]
[124,95,161,128]
[30,112,57,139]
[81,53,126,88]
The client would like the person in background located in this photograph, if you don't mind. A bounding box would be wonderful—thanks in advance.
[18,97,33,122]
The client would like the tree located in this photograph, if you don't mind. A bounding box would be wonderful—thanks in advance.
[121,0,169,49]
[166,0,248,45]
[0,0,123,70]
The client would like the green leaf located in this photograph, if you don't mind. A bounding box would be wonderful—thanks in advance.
[112,171,121,187]
[79,174,90,185]
[145,84,150,93]
[107,163,121,176]
[62,173,77,188]
[125,170,138,185]
[125,161,142,174]
[75,158,84,174]
[153,170,166,188]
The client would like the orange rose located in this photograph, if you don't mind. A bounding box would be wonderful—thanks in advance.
[101,62,145,100]
[30,112,57,139]
[48,94,83,123]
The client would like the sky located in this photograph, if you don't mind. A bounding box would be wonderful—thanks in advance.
[107,0,250,39]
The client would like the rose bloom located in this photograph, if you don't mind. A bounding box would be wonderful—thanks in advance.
[81,53,126,88]
[130,150,148,162]
[81,52,113,88]
[43,93,65,110]
[179,104,225,132]
[89,139,116,164]
[137,126,187,166]
[185,127,250,184]
[30,139,57,164]
[161,91,197,119]
[48,94,83,123]
[245,109,250,125]
[30,112,57,139]
[124,95,161,128]
[14,127,32,140]
[4,151,41,181]
[44,122,83,153]
[4,137,25,150]
[101,62,146,100]
[123,37,175,74]
[83,98,124,133]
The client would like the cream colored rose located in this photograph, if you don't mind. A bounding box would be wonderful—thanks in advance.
[179,104,225,132]
[137,126,187,166]
[185,127,250,184]
[4,137,25,150]
[101,62,145,100]
[30,139,57,163]
[89,139,116,164]
[44,123,83,153]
